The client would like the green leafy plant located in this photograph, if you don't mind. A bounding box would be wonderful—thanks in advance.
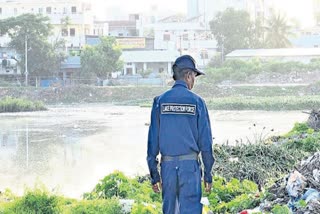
[3,187,62,214]
[271,205,291,214]
[65,199,122,214]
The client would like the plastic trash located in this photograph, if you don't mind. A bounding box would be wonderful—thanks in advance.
[286,170,307,198]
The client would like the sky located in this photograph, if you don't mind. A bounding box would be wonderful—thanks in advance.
[91,0,315,27]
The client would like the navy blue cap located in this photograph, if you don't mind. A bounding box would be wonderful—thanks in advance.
[173,55,205,76]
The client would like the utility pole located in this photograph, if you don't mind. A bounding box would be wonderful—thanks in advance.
[25,34,28,86]
[179,35,182,56]
[221,37,224,63]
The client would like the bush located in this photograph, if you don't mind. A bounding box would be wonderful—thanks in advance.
[83,171,161,203]
[0,97,47,113]
[203,58,316,84]
[3,188,62,214]
[131,202,162,214]
[65,199,122,214]
[203,177,261,213]
[213,142,306,187]
[205,96,320,111]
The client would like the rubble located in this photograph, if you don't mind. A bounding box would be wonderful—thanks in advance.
[306,109,320,130]
[263,152,320,213]
[298,152,320,190]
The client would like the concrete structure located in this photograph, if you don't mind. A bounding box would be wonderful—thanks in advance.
[104,14,142,37]
[93,21,109,36]
[121,50,179,75]
[290,27,320,48]
[226,48,320,63]
[0,0,95,48]
[0,48,20,75]
[60,55,80,80]
[188,0,276,28]
[153,15,217,68]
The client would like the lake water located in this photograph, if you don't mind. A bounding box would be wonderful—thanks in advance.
[0,104,308,198]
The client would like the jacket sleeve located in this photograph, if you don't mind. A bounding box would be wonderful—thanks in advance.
[198,98,215,183]
[147,97,161,185]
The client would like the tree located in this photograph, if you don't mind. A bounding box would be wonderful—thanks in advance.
[80,37,123,79]
[264,13,293,48]
[0,13,65,78]
[210,8,253,55]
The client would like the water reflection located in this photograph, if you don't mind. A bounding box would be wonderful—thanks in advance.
[0,105,308,198]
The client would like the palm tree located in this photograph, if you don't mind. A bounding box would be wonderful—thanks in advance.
[264,12,293,48]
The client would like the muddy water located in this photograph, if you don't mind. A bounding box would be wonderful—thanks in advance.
[0,104,308,198]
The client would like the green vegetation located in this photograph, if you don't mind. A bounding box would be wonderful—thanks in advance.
[0,122,318,213]
[81,37,123,79]
[214,141,306,187]
[210,8,292,56]
[205,96,320,111]
[0,187,122,214]
[83,171,161,204]
[0,97,47,113]
[141,95,320,111]
[65,199,122,214]
[203,58,320,84]
[204,177,262,213]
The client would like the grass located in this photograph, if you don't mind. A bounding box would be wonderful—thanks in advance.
[0,97,47,113]
[205,95,320,111]
[140,95,320,111]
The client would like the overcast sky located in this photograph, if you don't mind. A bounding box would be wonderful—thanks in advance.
[91,0,314,27]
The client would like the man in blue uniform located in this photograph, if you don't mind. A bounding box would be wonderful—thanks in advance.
[147,55,215,214]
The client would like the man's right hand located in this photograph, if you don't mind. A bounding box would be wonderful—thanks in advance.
[204,181,212,193]
[152,182,161,193]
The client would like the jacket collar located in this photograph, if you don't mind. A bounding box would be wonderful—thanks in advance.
[173,80,188,89]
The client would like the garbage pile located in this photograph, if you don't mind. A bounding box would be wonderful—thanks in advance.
[306,109,320,131]
[266,152,320,213]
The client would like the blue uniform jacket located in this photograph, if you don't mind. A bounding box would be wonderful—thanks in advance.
[147,80,215,185]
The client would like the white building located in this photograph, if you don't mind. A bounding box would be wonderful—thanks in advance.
[188,0,277,27]
[153,15,217,68]
[0,0,95,48]
[226,48,320,63]
[121,50,179,76]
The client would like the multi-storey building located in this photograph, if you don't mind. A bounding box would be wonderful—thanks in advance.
[188,0,276,27]
[153,15,217,68]
[0,0,95,48]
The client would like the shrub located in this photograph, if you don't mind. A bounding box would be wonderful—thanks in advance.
[65,199,122,214]
[83,171,161,203]
[0,97,46,113]
[131,202,162,214]
[3,188,62,214]
[213,142,306,187]
[204,177,261,213]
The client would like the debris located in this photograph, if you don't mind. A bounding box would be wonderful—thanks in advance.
[263,152,320,213]
[286,170,307,198]
[304,109,320,130]
[298,152,320,190]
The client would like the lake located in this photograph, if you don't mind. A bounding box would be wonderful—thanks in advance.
[0,104,308,198]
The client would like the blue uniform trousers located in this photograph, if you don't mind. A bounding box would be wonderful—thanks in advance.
[161,160,202,214]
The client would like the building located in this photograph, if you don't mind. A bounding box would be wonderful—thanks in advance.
[153,15,217,68]
[121,50,179,76]
[85,35,176,77]
[226,48,320,63]
[0,48,20,76]
[290,27,320,48]
[188,0,277,27]
[0,0,95,49]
